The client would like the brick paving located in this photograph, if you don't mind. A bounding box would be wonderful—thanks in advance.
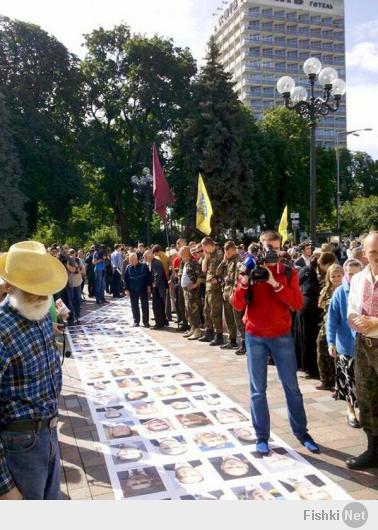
[59,297,378,500]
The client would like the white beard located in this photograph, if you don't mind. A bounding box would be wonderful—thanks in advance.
[9,289,52,321]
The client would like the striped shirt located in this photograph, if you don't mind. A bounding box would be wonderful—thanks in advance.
[0,302,61,495]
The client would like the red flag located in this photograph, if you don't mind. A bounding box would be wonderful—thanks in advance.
[152,143,175,220]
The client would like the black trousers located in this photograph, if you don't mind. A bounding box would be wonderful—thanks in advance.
[112,270,122,297]
[152,287,166,327]
[87,274,95,298]
[130,290,149,325]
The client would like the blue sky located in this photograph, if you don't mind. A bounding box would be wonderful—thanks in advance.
[1,0,377,158]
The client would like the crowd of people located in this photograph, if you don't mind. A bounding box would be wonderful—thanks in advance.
[0,230,377,500]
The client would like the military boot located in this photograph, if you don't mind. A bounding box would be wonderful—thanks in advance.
[199,330,214,343]
[209,333,224,346]
[188,328,202,340]
[220,340,238,350]
[235,339,246,355]
[183,327,194,338]
[346,433,378,470]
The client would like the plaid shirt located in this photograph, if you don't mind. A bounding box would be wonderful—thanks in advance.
[0,301,62,495]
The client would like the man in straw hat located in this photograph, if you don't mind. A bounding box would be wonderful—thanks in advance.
[0,241,67,500]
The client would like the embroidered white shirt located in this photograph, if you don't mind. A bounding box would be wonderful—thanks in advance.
[348,265,378,338]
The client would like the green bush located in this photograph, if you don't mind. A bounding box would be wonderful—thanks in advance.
[87,225,120,249]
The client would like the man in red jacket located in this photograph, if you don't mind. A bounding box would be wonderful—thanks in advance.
[232,230,319,455]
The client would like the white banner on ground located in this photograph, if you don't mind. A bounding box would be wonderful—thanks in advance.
[67,299,351,501]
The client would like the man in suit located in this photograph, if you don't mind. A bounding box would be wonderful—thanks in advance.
[143,250,168,329]
[294,241,313,270]
[124,253,151,327]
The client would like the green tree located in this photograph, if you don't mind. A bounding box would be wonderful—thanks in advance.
[340,195,378,234]
[80,25,196,242]
[0,91,27,244]
[172,37,254,237]
[258,107,337,232]
[0,16,83,233]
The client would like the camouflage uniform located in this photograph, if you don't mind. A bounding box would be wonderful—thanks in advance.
[317,291,336,388]
[216,254,245,341]
[355,335,378,435]
[182,260,204,329]
[203,249,224,334]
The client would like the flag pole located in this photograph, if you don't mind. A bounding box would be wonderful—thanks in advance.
[164,215,169,248]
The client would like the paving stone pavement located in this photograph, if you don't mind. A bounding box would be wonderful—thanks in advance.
[59,297,378,500]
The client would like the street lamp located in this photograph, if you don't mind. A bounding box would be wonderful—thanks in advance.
[277,57,346,243]
[335,128,373,233]
[131,167,153,245]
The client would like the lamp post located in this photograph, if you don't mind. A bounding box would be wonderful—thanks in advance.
[335,128,372,233]
[131,167,153,245]
[277,58,346,244]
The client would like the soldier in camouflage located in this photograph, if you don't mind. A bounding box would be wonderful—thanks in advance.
[179,246,204,340]
[198,237,224,346]
[216,241,246,354]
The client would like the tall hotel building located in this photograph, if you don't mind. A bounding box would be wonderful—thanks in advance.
[214,0,346,147]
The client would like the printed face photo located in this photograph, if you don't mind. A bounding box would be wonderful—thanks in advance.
[86,371,105,380]
[111,367,135,378]
[118,467,166,498]
[171,372,197,382]
[164,460,204,486]
[232,482,284,501]
[153,385,180,398]
[143,374,168,385]
[150,436,188,456]
[95,406,126,421]
[193,431,234,451]
[125,391,149,401]
[103,353,121,361]
[229,427,257,445]
[211,408,249,425]
[176,413,213,429]
[251,447,303,472]
[280,475,333,501]
[104,422,138,440]
[88,380,112,392]
[116,377,142,389]
[182,382,208,394]
[180,490,227,500]
[162,397,193,411]
[141,417,174,434]
[209,454,260,481]
[193,394,222,407]
[111,441,148,465]
[132,401,160,416]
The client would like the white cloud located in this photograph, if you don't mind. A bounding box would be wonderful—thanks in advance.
[0,0,219,60]
[346,42,378,73]
[353,19,378,42]
[346,84,378,160]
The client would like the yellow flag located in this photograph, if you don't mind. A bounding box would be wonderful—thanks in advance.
[196,173,213,235]
[278,205,288,243]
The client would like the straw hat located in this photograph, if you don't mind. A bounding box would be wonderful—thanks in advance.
[0,241,68,296]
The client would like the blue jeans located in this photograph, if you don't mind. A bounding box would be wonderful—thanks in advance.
[70,286,82,320]
[0,427,61,499]
[95,270,105,303]
[245,332,308,441]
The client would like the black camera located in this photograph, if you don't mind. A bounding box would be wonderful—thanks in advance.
[239,244,279,284]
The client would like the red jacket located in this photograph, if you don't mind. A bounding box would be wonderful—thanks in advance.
[232,263,303,338]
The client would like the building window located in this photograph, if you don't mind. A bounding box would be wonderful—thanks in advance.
[287,25,297,34]
[299,40,310,49]
[249,7,260,16]
[261,8,272,17]
[250,86,261,96]
[274,37,286,46]
[287,12,297,22]
[287,64,298,73]
[323,17,333,26]
[311,16,321,25]
[262,22,273,31]
[275,62,286,72]
[322,42,333,51]
[298,14,310,23]
[287,38,297,47]
[334,32,344,41]
[262,48,273,57]
[275,49,286,58]
[287,51,297,60]
[275,10,285,19]
[263,87,274,97]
